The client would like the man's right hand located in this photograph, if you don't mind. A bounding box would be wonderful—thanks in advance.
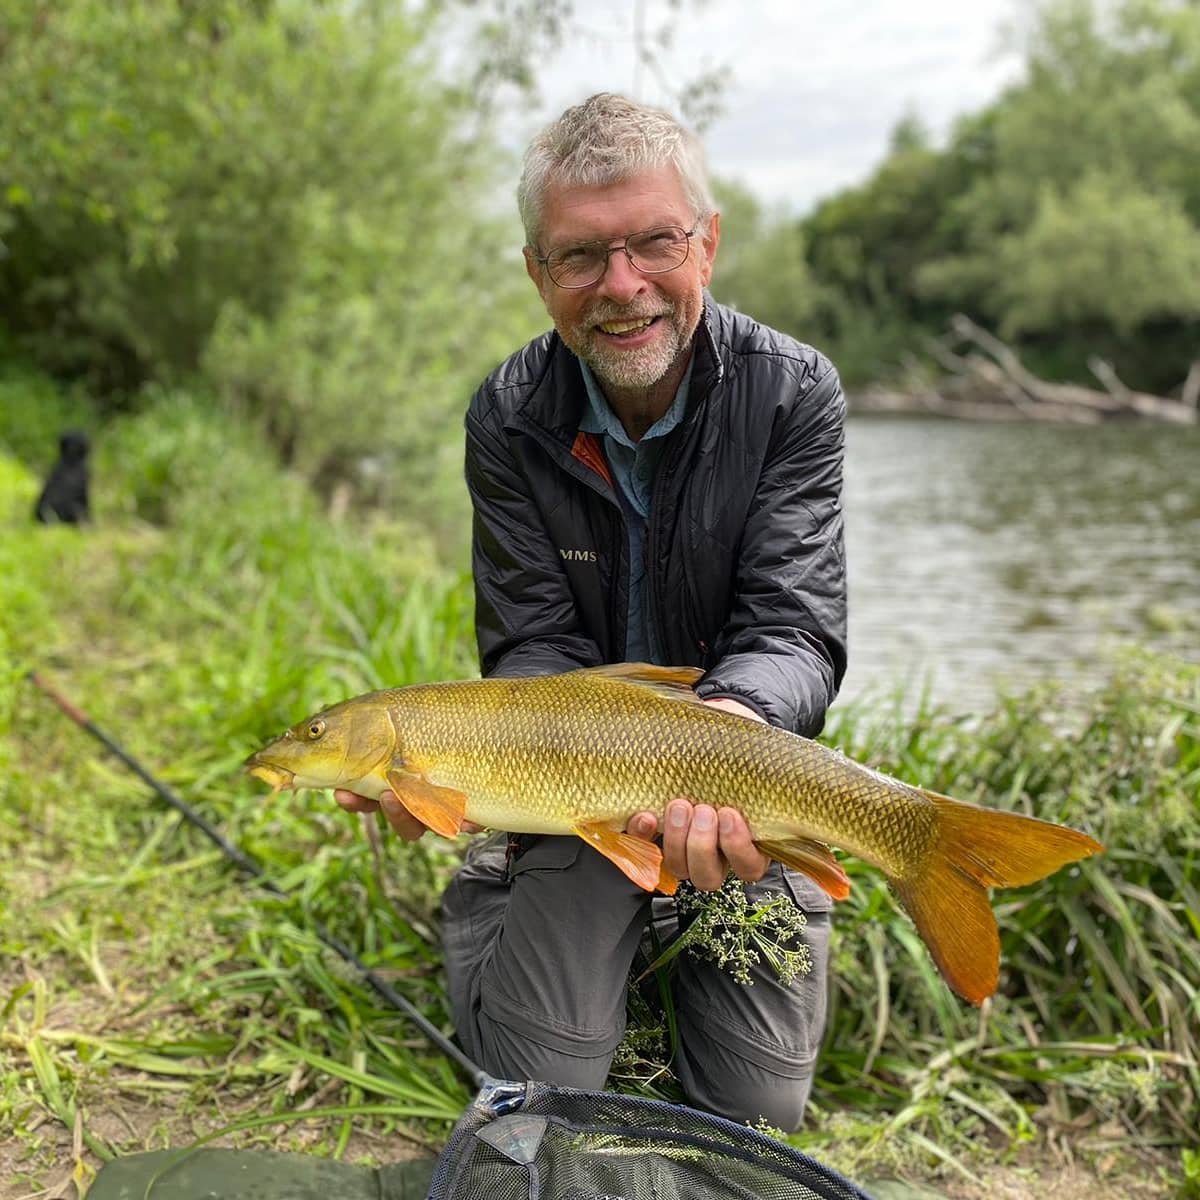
[334,789,483,841]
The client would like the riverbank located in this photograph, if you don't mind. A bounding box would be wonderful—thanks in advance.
[2,393,1196,1197]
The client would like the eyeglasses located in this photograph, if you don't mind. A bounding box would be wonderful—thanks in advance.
[535,225,696,289]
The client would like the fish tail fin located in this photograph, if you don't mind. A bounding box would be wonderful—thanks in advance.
[893,792,1103,1005]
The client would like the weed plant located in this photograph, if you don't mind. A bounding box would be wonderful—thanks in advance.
[1,382,1196,1194]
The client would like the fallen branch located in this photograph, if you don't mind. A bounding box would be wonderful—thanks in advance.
[849,316,1198,424]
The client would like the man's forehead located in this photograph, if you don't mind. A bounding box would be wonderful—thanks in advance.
[539,166,691,244]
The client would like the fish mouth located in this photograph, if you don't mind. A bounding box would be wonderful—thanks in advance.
[245,759,296,791]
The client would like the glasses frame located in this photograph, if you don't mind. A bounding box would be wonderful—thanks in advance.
[534,224,698,290]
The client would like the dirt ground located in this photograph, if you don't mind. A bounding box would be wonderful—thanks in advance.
[2,1116,1183,1200]
[867,1141,1180,1200]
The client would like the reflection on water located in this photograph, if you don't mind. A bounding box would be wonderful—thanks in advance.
[838,416,1200,716]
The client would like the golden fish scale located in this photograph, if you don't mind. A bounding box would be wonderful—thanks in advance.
[381,675,939,875]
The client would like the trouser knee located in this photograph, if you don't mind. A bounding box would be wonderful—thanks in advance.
[708,1069,814,1133]
[470,1010,617,1091]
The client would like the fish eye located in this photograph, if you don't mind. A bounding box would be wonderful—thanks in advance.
[306,719,326,740]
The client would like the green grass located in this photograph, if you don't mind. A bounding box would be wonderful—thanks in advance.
[1,376,1196,1195]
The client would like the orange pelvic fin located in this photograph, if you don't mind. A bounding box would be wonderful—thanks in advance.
[385,767,468,838]
[755,837,851,901]
[573,821,677,894]
[893,792,1104,1005]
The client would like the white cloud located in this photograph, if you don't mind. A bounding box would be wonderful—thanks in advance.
[516,0,1026,214]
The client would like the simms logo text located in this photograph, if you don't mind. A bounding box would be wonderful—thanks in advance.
[559,548,597,562]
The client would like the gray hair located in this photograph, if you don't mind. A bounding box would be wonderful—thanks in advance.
[518,92,716,248]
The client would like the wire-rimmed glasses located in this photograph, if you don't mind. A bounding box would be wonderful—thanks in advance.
[535,225,696,289]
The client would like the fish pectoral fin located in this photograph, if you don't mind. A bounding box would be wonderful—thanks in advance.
[755,837,851,902]
[385,767,467,838]
[573,821,677,895]
[575,663,704,702]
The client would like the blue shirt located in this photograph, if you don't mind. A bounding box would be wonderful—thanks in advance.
[578,359,693,663]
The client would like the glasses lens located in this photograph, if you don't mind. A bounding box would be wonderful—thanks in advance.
[546,245,606,287]
[627,226,690,273]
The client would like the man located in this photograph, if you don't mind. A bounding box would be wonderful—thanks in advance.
[338,93,846,1130]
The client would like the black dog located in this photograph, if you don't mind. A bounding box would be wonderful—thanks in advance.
[34,430,91,524]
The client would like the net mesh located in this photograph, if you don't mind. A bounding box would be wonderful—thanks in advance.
[429,1081,872,1200]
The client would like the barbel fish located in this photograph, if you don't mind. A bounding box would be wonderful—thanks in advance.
[245,664,1102,1004]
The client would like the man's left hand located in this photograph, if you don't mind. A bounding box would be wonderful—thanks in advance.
[625,696,771,890]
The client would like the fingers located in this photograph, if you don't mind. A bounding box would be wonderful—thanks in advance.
[334,789,379,814]
[663,799,725,891]
[700,696,766,724]
[661,799,692,882]
[717,807,770,883]
[661,800,769,890]
[625,811,659,842]
[685,804,725,891]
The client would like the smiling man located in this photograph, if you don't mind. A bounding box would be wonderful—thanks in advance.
[338,93,847,1130]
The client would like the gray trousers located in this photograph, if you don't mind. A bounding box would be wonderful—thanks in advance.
[440,833,831,1132]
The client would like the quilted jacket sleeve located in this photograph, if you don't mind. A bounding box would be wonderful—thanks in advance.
[693,362,848,736]
[466,389,603,678]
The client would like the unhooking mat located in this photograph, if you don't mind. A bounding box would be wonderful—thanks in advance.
[86,1078,874,1200]
[87,1146,437,1199]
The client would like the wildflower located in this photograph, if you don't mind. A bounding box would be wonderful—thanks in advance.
[672,875,812,986]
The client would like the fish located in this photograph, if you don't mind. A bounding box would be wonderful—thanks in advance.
[245,663,1103,1004]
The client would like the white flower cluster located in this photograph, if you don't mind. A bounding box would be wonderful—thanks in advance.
[674,875,813,987]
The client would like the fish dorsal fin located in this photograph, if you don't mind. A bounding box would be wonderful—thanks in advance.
[576,663,704,702]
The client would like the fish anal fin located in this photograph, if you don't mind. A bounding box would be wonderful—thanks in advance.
[756,837,851,901]
[574,821,674,893]
[575,663,704,702]
[385,767,467,838]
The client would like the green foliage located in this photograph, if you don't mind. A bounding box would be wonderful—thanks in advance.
[0,0,546,545]
[994,173,1200,335]
[669,875,812,987]
[798,654,1200,1168]
[0,383,476,1182]
[0,362,97,466]
[1,381,1197,1191]
[710,179,822,339]
[793,0,1200,390]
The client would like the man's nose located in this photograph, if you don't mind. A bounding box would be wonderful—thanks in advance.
[596,247,647,304]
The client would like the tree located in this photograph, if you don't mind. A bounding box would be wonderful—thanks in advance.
[0,0,545,530]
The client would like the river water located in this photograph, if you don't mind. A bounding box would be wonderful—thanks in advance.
[837,416,1200,716]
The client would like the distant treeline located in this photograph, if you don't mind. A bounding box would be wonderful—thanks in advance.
[2,0,1198,536]
[712,0,1200,396]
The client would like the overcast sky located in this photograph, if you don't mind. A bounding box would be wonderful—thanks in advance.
[501,0,1029,217]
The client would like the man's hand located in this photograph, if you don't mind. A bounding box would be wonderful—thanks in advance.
[625,696,771,890]
[334,789,484,841]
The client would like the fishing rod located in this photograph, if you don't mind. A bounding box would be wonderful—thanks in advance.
[27,669,489,1089]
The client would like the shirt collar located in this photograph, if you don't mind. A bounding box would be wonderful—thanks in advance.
[578,356,694,449]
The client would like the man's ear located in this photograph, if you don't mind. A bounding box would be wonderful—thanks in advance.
[523,246,549,302]
[698,211,721,286]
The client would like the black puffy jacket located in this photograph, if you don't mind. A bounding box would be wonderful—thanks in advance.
[465,297,847,737]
